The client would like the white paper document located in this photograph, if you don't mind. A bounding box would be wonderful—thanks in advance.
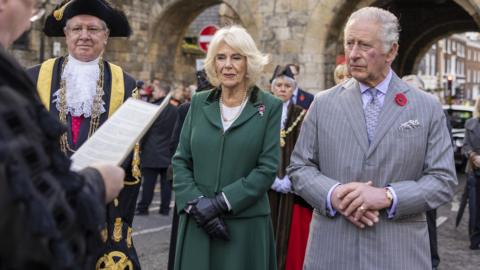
[71,94,171,171]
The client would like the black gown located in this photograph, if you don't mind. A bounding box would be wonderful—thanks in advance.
[28,56,142,269]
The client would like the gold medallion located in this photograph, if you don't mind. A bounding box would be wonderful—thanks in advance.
[96,251,133,270]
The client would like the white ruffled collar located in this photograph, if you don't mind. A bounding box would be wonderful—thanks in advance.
[53,55,106,117]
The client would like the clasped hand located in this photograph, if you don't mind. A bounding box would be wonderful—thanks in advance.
[331,181,391,229]
[186,194,230,240]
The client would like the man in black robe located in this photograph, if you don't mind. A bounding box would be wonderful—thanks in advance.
[27,0,142,268]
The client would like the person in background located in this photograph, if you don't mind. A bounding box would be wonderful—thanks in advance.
[184,84,196,102]
[196,69,214,91]
[166,69,214,270]
[268,65,309,270]
[169,83,186,106]
[461,97,480,250]
[136,80,145,92]
[136,81,178,216]
[172,25,281,270]
[0,0,124,268]
[402,73,446,270]
[334,63,351,84]
[286,63,314,109]
[139,80,154,101]
[27,0,142,268]
[140,85,153,101]
[288,7,456,270]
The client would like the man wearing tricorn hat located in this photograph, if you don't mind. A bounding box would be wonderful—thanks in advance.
[268,65,311,270]
[28,0,141,269]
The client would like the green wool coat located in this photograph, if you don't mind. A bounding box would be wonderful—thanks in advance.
[172,86,281,270]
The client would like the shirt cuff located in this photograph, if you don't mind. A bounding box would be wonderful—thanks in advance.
[326,183,341,217]
[222,192,232,211]
[386,186,398,219]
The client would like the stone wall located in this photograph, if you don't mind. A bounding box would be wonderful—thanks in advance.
[10,0,480,92]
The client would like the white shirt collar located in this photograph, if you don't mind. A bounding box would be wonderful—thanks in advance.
[293,87,299,97]
[359,68,393,95]
[67,54,100,66]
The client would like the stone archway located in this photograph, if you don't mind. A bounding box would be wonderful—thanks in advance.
[146,0,259,85]
[398,0,479,75]
[302,0,375,91]
[304,0,480,90]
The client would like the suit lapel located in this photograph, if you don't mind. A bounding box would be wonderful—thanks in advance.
[338,80,369,153]
[366,74,410,157]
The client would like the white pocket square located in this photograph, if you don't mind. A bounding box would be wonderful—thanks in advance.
[399,120,420,130]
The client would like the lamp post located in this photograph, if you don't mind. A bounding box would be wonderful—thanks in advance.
[447,74,453,109]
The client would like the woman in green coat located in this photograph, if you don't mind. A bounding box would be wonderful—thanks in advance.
[172,25,282,270]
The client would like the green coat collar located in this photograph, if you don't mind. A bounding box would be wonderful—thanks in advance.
[202,86,265,130]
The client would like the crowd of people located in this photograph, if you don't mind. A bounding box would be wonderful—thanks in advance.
[0,0,473,270]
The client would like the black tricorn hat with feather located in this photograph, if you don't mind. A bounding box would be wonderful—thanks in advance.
[270,65,295,83]
[44,0,132,37]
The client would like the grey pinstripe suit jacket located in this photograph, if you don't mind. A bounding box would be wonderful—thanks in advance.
[287,73,457,270]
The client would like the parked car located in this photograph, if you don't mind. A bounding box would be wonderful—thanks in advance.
[443,105,474,169]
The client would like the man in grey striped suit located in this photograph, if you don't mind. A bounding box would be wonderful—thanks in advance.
[288,7,457,270]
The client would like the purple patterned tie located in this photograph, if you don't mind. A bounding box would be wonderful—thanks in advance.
[365,88,380,144]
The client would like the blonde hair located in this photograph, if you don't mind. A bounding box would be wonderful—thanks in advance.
[334,64,350,84]
[204,25,269,87]
[474,97,480,118]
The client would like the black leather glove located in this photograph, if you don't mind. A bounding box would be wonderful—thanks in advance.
[203,216,230,241]
[187,194,229,226]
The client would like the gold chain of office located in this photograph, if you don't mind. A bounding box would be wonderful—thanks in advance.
[58,55,105,154]
[280,109,306,147]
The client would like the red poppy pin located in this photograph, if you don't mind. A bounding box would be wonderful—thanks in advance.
[258,104,265,116]
[395,93,407,106]
[299,94,305,102]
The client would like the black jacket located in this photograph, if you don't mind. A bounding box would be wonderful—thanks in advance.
[140,97,179,168]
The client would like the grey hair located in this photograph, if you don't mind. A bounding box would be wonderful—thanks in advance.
[204,25,269,87]
[270,76,297,92]
[346,7,400,53]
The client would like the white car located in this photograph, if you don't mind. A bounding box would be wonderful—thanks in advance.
[443,105,474,168]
